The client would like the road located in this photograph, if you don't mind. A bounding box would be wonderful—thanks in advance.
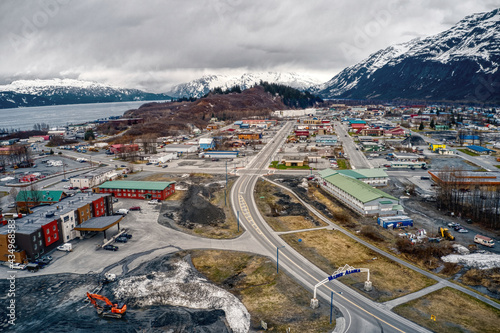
[334,122,372,169]
[231,121,431,333]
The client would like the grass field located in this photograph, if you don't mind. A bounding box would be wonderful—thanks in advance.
[336,158,351,169]
[393,287,500,333]
[281,229,436,302]
[458,148,480,156]
[255,179,327,232]
[190,250,333,332]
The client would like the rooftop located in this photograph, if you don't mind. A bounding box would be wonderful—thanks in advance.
[99,180,175,191]
[16,190,66,203]
[74,215,122,231]
[321,173,397,203]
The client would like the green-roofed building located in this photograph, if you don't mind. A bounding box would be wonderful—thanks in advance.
[318,168,389,187]
[97,181,176,200]
[16,190,67,210]
[318,170,402,216]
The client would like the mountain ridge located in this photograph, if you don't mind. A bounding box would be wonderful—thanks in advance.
[168,72,321,98]
[317,8,500,103]
[0,79,172,109]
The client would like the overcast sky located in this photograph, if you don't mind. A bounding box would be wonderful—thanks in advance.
[0,0,498,91]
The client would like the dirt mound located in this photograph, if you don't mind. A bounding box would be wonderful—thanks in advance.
[178,185,225,228]
[401,135,426,146]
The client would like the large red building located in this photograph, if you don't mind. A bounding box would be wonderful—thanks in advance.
[97,181,176,200]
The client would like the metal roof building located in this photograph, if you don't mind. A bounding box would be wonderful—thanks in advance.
[318,169,401,216]
[319,168,389,187]
[98,181,176,200]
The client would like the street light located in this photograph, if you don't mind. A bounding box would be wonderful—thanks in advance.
[276,245,285,274]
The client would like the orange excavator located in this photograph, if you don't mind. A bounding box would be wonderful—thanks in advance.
[86,292,127,318]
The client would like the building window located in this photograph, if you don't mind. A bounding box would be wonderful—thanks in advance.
[67,236,69,240]
[39,240,42,246]
[47,236,51,242]
[38,231,41,238]
[46,229,50,235]
[33,235,36,242]
[54,233,57,239]
[53,225,56,231]
[34,244,38,250]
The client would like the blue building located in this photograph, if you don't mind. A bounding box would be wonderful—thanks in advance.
[466,145,494,155]
[315,135,338,146]
[199,138,215,150]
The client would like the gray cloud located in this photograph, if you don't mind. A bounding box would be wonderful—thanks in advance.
[0,0,498,91]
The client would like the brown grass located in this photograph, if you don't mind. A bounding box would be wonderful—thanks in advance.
[461,268,500,294]
[190,250,332,332]
[254,179,326,232]
[393,287,500,333]
[281,230,436,302]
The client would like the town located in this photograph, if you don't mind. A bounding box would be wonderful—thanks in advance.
[0,101,499,332]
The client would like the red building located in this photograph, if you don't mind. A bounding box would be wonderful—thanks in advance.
[19,174,38,183]
[97,181,176,200]
[41,220,60,247]
[109,144,140,154]
[294,130,310,138]
[92,197,106,217]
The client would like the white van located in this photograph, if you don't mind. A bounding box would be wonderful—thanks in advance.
[57,243,73,252]
[474,234,495,247]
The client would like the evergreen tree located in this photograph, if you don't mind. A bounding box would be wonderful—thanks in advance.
[430,119,435,129]
[419,122,424,131]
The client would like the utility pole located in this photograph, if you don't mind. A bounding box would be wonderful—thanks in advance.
[225,159,228,206]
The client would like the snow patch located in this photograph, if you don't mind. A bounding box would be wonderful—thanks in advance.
[442,252,500,270]
[114,260,250,333]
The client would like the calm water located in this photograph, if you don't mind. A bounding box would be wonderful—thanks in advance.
[0,100,165,131]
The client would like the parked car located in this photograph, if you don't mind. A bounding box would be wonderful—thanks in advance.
[11,263,27,270]
[34,258,51,268]
[211,158,219,161]
[115,209,129,215]
[61,178,69,182]
[162,164,168,168]
[26,263,40,272]
[113,198,119,203]
[148,199,159,205]
[146,162,153,165]
[129,206,141,211]
[115,237,128,243]
[120,233,132,239]
[458,228,469,233]
[7,203,15,208]
[103,244,119,251]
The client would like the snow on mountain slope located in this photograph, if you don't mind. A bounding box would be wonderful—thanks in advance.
[0,79,172,108]
[318,8,500,102]
[169,72,321,98]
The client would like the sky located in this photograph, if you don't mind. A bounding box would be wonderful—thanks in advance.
[0,0,499,92]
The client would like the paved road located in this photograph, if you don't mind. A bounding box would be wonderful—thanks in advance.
[334,122,372,169]
[231,121,431,333]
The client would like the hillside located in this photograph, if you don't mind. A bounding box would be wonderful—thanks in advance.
[317,8,500,103]
[109,85,319,138]
[0,79,172,109]
[168,72,321,98]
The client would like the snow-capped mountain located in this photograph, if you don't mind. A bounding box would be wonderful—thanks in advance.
[168,72,321,98]
[318,8,500,103]
[0,79,171,109]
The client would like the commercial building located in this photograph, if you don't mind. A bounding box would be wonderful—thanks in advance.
[70,167,118,189]
[318,169,402,216]
[466,145,494,155]
[429,144,446,152]
[97,181,176,200]
[109,144,139,154]
[147,153,177,164]
[162,144,198,155]
[377,215,414,229]
[0,192,114,262]
[281,156,309,167]
[315,135,338,146]
[428,171,500,187]
[16,190,68,210]
[238,133,262,140]
[199,151,239,159]
[330,168,389,187]
[199,138,215,150]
